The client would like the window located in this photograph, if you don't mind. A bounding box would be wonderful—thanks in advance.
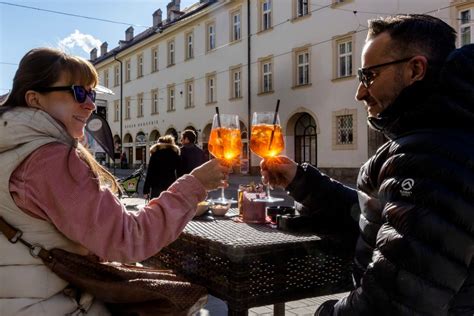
[151,89,159,114]
[125,59,131,82]
[151,47,159,72]
[294,113,317,165]
[185,80,194,108]
[294,48,310,86]
[168,40,175,66]
[332,109,357,150]
[207,22,216,51]
[137,54,143,78]
[296,0,309,18]
[114,65,119,86]
[336,115,353,144]
[332,0,353,6]
[333,34,354,79]
[260,0,272,31]
[461,9,471,24]
[230,66,242,99]
[113,100,119,122]
[338,40,352,77]
[185,31,194,59]
[103,69,109,87]
[460,9,472,46]
[137,93,144,117]
[259,57,273,93]
[230,9,241,42]
[206,73,217,103]
[125,97,131,120]
[168,85,175,111]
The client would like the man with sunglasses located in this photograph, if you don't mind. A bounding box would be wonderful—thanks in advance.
[261,14,474,315]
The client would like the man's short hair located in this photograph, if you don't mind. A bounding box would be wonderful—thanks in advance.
[182,129,197,143]
[368,14,456,63]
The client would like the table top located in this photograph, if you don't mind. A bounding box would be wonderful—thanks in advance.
[187,209,322,243]
[147,209,354,311]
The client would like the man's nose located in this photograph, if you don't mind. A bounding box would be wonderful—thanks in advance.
[355,82,368,101]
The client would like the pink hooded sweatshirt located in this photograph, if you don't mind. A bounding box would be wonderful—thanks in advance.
[9,142,206,263]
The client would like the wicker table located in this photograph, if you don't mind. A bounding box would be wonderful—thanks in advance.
[145,209,354,315]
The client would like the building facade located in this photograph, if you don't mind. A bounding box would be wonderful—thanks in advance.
[92,0,472,181]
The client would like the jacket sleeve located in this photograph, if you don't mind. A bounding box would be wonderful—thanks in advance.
[286,163,360,230]
[143,152,157,195]
[176,149,185,177]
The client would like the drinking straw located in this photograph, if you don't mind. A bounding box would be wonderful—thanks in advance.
[268,99,280,150]
[215,106,222,138]
[215,106,221,128]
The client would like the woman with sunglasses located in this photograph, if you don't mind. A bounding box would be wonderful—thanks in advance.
[0,47,230,315]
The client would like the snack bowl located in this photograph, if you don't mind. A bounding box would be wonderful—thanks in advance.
[210,203,230,216]
[196,201,211,217]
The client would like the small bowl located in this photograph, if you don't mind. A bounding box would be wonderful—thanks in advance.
[210,203,230,216]
[196,201,210,217]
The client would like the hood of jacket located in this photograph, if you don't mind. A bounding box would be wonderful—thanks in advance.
[368,44,474,139]
[0,107,75,154]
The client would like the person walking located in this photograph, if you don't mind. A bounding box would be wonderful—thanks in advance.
[0,47,230,315]
[143,135,180,199]
[178,129,207,176]
[120,151,128,168]
[261,14,474,315]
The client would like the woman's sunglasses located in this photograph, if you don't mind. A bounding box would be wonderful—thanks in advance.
[35,85,96,103]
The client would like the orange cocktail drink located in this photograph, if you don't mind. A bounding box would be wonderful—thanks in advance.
[249,110,285,203]
[250,124,284,158]
[208,127,242,162]
[207,112,242,205]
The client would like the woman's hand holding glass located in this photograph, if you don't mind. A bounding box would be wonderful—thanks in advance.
[190,159,232,191]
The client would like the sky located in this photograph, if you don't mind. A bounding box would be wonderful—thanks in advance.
[0,0,196,94]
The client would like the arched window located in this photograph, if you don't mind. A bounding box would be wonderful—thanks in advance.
[294,113,317,165]
[165,128,179,143]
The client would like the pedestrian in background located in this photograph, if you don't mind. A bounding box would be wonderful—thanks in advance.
[261,14,474,315]
[120,151,127,168]
[0,47,231,315]
[178,129,207,176]
[143,135,180,199]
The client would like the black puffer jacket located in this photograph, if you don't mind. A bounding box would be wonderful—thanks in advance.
[288,45,474,315]
[143,143,180,198]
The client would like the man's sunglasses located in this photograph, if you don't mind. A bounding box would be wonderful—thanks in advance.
[35,85,96,103]
[357,57,414,88]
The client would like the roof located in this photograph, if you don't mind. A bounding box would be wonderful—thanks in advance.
[92,0,217,65]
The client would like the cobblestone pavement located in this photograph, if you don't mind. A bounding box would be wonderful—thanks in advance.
[198,292,349,316]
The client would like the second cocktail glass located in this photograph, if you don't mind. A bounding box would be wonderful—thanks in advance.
[207,113,242,204]
[250,111,284,203]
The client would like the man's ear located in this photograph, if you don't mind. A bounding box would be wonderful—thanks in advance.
[25,90,42,108]
[408,55,428,83]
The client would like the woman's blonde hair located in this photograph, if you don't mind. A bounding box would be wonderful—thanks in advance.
[1,47,120,193]
[150,135,179,154]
